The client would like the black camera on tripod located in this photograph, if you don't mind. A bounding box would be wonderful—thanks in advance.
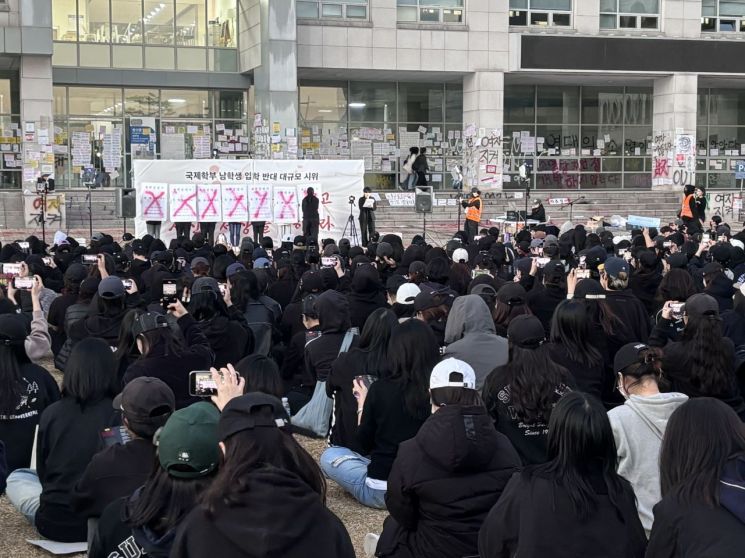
[36,174,55,194]
[348,195,356,205]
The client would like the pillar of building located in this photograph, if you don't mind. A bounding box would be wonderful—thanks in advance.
[463,71,504,189]
[663,0,702,38]
[574,0,599,35]
[252,0,298,141]
[652,73,697,191]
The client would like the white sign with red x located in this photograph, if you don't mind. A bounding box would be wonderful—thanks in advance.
[221,184,249,222]
[197,184,222,222]
[248,184,273,222]
[140,182,168,221]
[169,184,198,222]
[273,186,299,224]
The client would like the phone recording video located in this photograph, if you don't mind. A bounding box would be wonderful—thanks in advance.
[82,254,98,265]
[13,277,34,290]
[670,302,685,320]
[189,371,217,397]
[2,263,21,276]
[162,280,178,308]
[321,256,336,268]
[576,269,591,279]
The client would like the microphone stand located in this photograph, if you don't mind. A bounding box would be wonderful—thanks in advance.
[561,196,587,223]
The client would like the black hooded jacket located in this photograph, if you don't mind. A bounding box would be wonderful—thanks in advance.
[705,274,736,313]
[304,290,354,385]
[604,289,651,344]
[195,313,252,368]
[347,265,387,331]
[171,466,355,558]
[377,405,520,558]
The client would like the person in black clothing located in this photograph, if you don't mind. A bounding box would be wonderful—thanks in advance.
[327,308,397,453]
[171,391,355,558]
[661,293,745,419]
[188,276,253,368]
[528,198,546,223]
[600,257,651,344]
[629,250,663,317]
[233,355,284,399]
[526,260,566,335]
[482,315,574,465]
[282,294,321,413]
[122,303,215,409]
[91,402,220,558]
[694,186,707,232]
[174,221,191,241]
[347,263,387,331]
[5,338,120,542]
[412,147,429,186]
[302,187,320,243]
[359,187,377,246]
[304,290,356,389]
[47,263,87,354]
[71,377,175,522]
[548,299,608,402]
[0,314,60,472]
[647,398,745,557]
[68,276,135,352]
[320,320,438,509]
[478,392,647,558]
[375,358,521,558]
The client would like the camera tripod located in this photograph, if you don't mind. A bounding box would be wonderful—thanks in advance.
[342,198,360,246]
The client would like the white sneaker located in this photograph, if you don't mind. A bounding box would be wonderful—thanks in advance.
[363,532,380,558]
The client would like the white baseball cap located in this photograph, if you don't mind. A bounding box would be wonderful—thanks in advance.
[452,248,469,263]
[430,358,476,390]
[396,283,420,305]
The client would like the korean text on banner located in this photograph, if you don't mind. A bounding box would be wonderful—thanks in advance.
[140,183,168,221]
[169,184,198,222]
[197,184,222,222]
[273,186,299,224]
[221,184,249,222]
[249,184,273,222]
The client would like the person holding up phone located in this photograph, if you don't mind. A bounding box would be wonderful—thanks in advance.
[122,300,215,409]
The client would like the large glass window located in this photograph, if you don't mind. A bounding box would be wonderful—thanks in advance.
[396,0,464,23]
[177,0,206,46]
[53,0,80,41]
[509,0,572,27]
[112,0,143,44]
[208,0,238,46]
[702,0,745,32]
[600,0,659,29]
[145,1,174,45]
[77,0,111,42]
[297,0,368,20]
[299,81,462,189]
[696,88,745,189]
[504,84,653,189]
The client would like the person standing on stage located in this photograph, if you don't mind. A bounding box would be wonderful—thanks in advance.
[413,147,430,186]
[145,220,161,239]
[199,222,216,246]
[175,222,191,241]
[694,186,707,231]
[461,187,482,244]
[400,147,419,190]
[302,187,320,243]
[679,184,699,234]
[228,222,242,247]
[251,221,265,244]
[359,187,377,246]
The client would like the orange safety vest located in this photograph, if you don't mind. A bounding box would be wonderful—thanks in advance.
[680,194,694,219]
[465,197,482,223]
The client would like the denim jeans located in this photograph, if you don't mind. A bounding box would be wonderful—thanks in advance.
[407,173,416,190]
[146,222,161,239]
[229,223,242,247]
[5,468,42,525]
[320,447,387,509]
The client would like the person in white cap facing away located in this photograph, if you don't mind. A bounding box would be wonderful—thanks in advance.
[370,358,520,558]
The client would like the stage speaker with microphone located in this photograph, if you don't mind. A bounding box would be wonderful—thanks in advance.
[116,187,137,218]
[415,186,433,214]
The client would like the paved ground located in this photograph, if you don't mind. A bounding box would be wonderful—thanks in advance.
[0,359,386,558]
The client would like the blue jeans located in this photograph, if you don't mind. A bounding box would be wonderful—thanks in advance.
[5,468,41,525]
[320,447,387,509]
[229,223,242,247]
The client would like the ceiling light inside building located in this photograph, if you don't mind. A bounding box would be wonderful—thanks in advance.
[168,98,187,104]
[348,102,366,108]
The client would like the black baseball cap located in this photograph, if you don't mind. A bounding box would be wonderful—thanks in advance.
[574,278,606,300]
[217,393,289,441]
[98,276,126,299]
[614,342,649,374]
[132,312,169,337]
[507,314,546,349]
[685,293,719,318]
[497,283,527,306]
[113,377,175,435]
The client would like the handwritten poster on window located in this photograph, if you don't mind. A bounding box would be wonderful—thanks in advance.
[221,184,249,222]
[169,184,198,222]
[140,182,168,221]
[273,186,299,224]
[197,184,222,222]
[248,184,272,222]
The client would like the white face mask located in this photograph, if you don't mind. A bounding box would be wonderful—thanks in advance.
[617,373,629,400]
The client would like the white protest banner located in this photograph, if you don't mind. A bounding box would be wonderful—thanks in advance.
[249,184,273,222]
[197,183,222,222]
[273,185,299,224]
[140,182,168,221]
[133,160,364,243]
[221,184,249,222]
[169,184,198,222]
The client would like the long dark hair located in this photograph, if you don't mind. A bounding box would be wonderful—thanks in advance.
[535,392,630,520]
[618,346,665,391]
[483,343,570,423]
[234,354,284,398]
[115,309,144,362]
[126,458,214,535]
[660,398,745,506]
[230,270,260,309]
[550,299,603,368]
[188,291,230,322]
[0,342,30,414]
[579,297,623,337]
[201,427,326,516]
[62,337,119,407]
[388,320,440,420]
[681,313,736,396]
[352,308,397,379]
[656,268,696,306]
[138,325,185,359]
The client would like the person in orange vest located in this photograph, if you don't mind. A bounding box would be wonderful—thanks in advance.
[461,187,482,244]
[679,184,700,235]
